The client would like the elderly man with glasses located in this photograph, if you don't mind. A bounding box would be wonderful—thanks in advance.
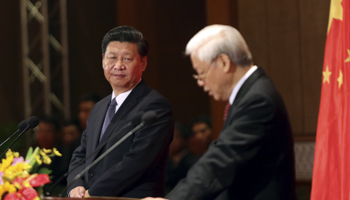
[144,24,296,200]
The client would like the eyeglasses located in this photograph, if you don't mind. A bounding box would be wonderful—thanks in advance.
[193,68,209,82]
[192,57,218,82]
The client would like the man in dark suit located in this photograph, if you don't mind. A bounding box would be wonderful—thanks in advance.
[144,25,296,200]
[67,26,174,198]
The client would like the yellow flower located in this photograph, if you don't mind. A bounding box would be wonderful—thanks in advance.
[42,155,52,165]
[35,155,42,165]
[0,188,4,199]
[22,180,31,188]
[5,149,13,158]
[4,167,16,180]
[19,170,30,179]
[0,155,14,172]
[0,185,4,197]
[14,182,22,190]
[0,183,16,198]
[23,162,32,171]
[42,148,52,154]
[4,162,32,180]
[1,181,17,194]
[13,152,19,158]
[34,197,40,200]
[40,150,46,157]
[53,148,62,157]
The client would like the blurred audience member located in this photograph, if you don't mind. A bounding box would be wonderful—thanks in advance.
[61,120,81,148]
[78,94,101,131]
[32,115,62,194]
[59,120,82,174]
[189,115,213,157]
[34,115,60,149]
[165,122,197,193]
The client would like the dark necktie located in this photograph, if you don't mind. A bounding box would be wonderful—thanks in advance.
[100,98,117,141]
[223,102,231,121]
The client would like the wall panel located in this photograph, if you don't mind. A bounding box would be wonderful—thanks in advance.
[117,0,209,124]
[299,0,329,135]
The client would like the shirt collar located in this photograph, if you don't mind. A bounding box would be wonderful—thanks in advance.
[111,90,132,107]
[110,79,141,106]
[229,65,258,105]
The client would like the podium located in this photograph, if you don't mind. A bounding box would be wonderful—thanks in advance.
[45,197,140,200]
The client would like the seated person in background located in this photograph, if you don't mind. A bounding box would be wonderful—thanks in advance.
[78,93,101,131]
[188,115,213,157]
[33,115,60,150]
[32,115,62,195]
[165,122,197,193]
[61,120,82,150]
[56,120,82,185]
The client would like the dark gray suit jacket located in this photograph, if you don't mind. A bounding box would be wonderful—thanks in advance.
[67,80,174,198]
[166,67,296,200]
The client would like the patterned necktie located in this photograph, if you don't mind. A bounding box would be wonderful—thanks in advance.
[223,102,231,121]
[100,98,117,141]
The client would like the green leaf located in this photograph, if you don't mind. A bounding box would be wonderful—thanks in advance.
[25,146,33,160]
[28,147,40,172]
[37,168,52,175]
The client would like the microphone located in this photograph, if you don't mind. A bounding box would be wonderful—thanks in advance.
[27,116,40,129]
[46,112,144,196]
[0,116,39,159]
[141,110,157,126]
[63,111,158,196]
[0,120,27,147]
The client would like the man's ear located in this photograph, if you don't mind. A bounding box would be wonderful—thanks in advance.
[141,56,147,71]
[217,54,233,73]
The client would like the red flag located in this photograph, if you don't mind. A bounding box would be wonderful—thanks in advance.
[311,0,350,199]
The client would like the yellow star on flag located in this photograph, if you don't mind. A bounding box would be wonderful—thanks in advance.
[323,66,332,84]
[328,0,343,34]
[345,49,350,62]
[337,70,343,88]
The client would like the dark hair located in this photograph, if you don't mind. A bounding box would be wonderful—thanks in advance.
[39,115,60,131]
[79,93,101,104]
[190,115,212,129]
[174,122,192,139]
[61,119,80,128]
[101,26,149,57]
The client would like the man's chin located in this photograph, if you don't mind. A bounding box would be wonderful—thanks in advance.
[212,94,227,102]
[212,94,220,101]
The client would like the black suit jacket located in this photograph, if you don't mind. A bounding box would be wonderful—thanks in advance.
[67,80,174,198]
[166,67,296,200]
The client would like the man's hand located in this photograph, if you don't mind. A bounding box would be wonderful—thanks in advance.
[142,198,168,200]
[69,186,86,198]
[85,190,90,197]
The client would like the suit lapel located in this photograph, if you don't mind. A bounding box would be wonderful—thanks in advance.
[223,67,266,128]
[91,96,111,152]
[97,80,147,149]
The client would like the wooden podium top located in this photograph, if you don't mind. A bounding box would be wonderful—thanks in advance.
[45,197,140,200]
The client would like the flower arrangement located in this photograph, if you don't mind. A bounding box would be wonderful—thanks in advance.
[0,147,61,200]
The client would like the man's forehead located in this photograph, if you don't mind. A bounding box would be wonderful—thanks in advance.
[106,41,138,52]
[106,50,133,55]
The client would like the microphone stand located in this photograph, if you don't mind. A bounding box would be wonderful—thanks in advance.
[47,112,144,196]
[0,120,26,147]
[63,122,145,196]
[46,123,132,196]
[0,116,39,159]
[0,125,29,159]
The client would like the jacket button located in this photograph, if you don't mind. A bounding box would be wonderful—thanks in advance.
[89,173,94,177]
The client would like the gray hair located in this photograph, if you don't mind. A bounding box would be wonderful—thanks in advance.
[185,24,253,67]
